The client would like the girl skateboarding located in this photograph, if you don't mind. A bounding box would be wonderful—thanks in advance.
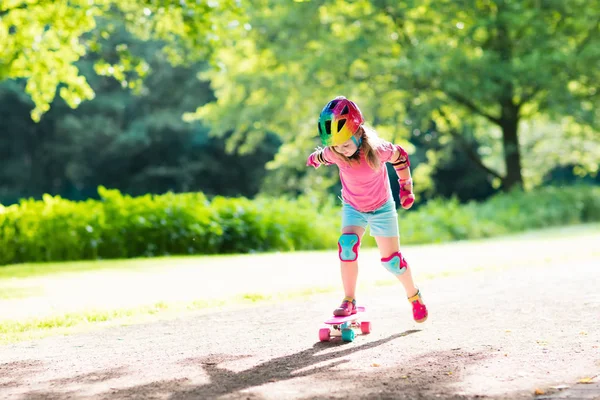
[306,96,428,323]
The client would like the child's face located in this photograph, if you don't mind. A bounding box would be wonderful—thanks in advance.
[333,137,358,157]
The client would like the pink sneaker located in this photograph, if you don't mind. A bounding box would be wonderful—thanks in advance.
[408,289,428,323]
[333,297,357,316]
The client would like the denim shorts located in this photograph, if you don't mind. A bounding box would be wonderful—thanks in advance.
[341,197,399,237]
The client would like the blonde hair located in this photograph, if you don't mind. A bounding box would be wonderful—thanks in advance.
[330,125,384,170]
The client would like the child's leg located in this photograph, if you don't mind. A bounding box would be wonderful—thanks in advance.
[333,225,365,316]
[374,236,418,297]
[335,202,368,316]
[375,235,428,322]
[369,198,428,322]
[339,226,365,299]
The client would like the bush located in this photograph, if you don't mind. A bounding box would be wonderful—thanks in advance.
[0,185,598,266]
[399,184,600,244]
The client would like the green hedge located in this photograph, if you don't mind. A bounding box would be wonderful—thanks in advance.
[0,187,340,265]
[0,185,598,266]
[399,185,600,244]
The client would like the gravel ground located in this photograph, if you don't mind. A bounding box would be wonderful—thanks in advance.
[1,242,599,399]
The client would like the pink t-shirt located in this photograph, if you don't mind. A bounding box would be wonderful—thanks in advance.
[324,141,396,212]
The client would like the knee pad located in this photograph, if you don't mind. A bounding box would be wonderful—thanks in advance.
[381,251,408,276]
[338,233,360,262]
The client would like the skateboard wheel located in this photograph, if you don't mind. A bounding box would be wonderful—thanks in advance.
[360,321,371,334]
[341,328,355,342]
[319,328,331,342]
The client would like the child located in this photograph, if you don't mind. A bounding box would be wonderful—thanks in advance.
[306,96,428,323]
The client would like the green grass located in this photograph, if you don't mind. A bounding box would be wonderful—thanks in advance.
[0,302,180,343]
[0,286,44,300]
[0,257,199,280]
[0,259,145,280]
[0,286,341,343]
[0,253,565,344]
[0,251,590,344]
[0,253,248,280]
[1,223,599,344]
[482,222,600,241]
[1,223,598,281]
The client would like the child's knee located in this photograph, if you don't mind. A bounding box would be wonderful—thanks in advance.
[338,233,360,262]
[381,251,408,276]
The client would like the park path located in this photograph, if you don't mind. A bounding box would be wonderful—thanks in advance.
[0,226,599,399]
[1,226,599,322]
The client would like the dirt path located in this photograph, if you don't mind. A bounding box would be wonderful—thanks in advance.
[1,247,599,399]
[2,226,599,323]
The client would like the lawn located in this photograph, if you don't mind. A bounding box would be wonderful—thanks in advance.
[1,223,599,344]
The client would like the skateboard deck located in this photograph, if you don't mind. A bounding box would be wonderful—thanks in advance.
[319,306,371,342]
[323,306,366,325]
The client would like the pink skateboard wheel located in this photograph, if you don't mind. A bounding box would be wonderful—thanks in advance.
[360,321,371,334]
[319,328,331,342]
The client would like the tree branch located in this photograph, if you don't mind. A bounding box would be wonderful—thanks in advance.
[444,90,502,125]
[437,108,504,181]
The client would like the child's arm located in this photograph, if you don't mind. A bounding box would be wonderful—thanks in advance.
[306,148,333,169]
[390,145,415,209]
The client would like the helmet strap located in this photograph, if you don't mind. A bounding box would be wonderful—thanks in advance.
[350,135,362,157]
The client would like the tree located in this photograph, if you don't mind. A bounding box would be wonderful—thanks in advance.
[0,0,242,121]
[191,0,600,192]
[0,21,280,204]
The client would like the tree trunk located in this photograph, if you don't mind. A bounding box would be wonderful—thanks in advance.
[499,103,523,191]
[495,5,524,192]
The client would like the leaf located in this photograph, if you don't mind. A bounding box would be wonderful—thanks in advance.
[578,377,595,384]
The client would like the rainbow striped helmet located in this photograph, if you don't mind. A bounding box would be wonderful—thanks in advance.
[318,96,364,147]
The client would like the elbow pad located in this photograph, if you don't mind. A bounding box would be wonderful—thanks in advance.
[307,149,332,168]
[391,145,410,170]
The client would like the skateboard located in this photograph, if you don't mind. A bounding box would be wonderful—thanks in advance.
[318,306,371,342]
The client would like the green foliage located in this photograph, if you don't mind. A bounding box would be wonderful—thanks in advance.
[0,0,243,120]
[0,185,599,266]
[0,22,280,204]
[400,185,600,244]
[3,2,598,205]
[0,186,341,266]
[191,0,600,192]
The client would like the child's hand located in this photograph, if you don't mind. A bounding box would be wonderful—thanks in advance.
[307,150,330,169]
[398,178,415,209]
[306,152,321,168]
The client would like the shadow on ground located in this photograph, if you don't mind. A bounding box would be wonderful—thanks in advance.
[8,329,529,400]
